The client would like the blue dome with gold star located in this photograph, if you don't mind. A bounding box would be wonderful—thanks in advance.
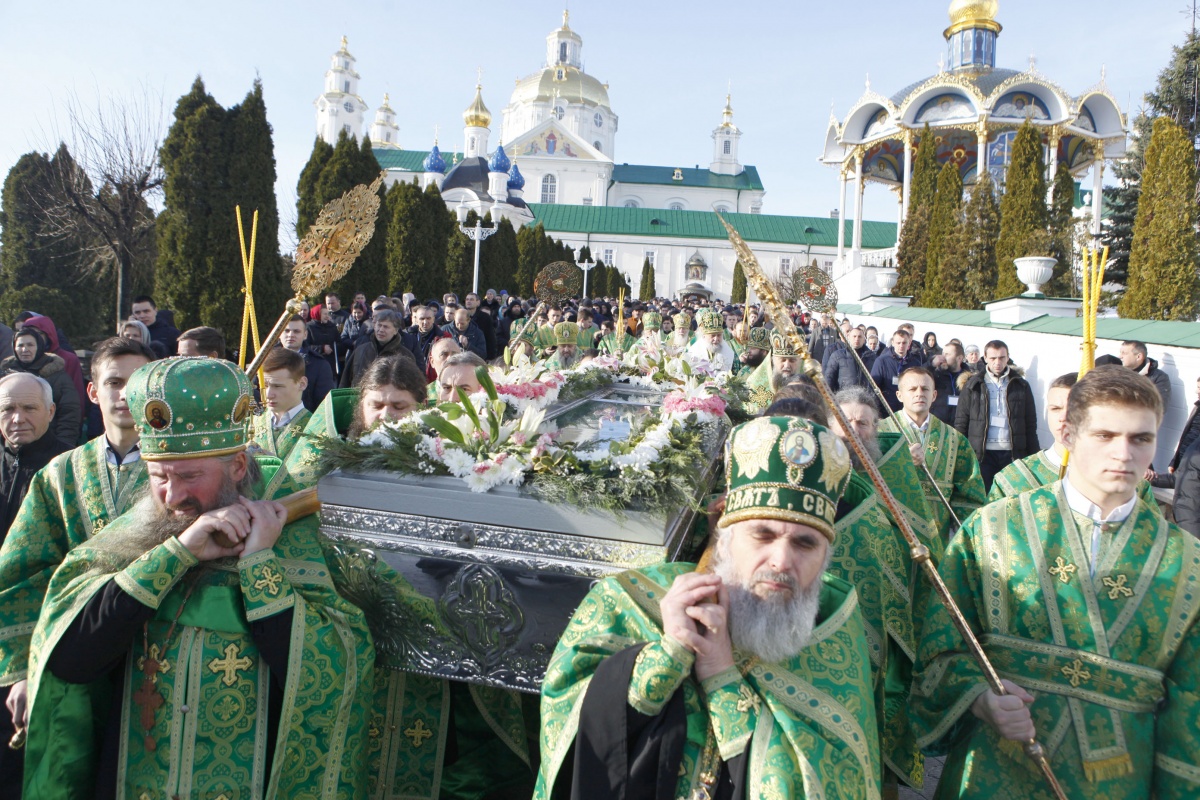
[423,145,446,174]
[507,162,525,191]
[488,143,511,174]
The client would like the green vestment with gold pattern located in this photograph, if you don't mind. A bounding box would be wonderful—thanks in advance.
[910,484,1200,799]
[23,510,376,799]
[251,409,312,462]
[878,414,985,543]
[597,332,637,356]
[534,562,881,800]
[834,473,922,787]
[0,436,148,686]
[988,450,1159,512]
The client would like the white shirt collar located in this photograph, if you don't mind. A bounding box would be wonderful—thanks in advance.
[105,440,141,466]
[905,411,932,434]
[1061,474,1137,525]
[1044,445,1065,468]
[273,403,307,429]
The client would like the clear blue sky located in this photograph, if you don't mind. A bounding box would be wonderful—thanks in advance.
[0,0,1186,250]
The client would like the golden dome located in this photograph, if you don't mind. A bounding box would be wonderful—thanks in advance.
[510,66,612,111]
[719,93,736,130]
[463,84,492,128]
[946,0,1001,35]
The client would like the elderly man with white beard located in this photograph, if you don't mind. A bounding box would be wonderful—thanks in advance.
[534,416,881,800]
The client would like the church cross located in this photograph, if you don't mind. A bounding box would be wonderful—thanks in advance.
[404,718,434,747]
[208,643,254,687]
[136,643,171,680]
[476,66,484,87]
[1060,658,1092,688]
[1102,574,1134,599]
[254,565,284,596]
[1048,556,1076,584]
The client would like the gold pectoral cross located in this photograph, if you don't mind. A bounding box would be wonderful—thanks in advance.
[1048,556,1077,584]
[208,643,254,687]
[1102,574,1133,599]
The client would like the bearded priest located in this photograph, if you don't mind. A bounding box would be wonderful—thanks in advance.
[534,416,881,799]
[21,357,375,799]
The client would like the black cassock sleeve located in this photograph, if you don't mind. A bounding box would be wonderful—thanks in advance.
[564,644,746,800]
[47,577,295,687]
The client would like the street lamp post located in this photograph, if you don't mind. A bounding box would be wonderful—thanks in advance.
[575,250,596,298]
[456,201,499,295]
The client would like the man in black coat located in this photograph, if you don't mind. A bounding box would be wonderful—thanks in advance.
[278,315,335,411]
[953,339,1040,490]
[869,329,923,411]
[823,327,876,393]
[930,342,970,424]
[1172,436,1200,536]
[130,295,181,356]
[1120,340,1172,418]
[340,309,416,389]
[0,373,69,542]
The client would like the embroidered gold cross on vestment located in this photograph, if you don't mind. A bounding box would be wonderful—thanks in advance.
[208,643,253,687]
[1102,574,1133,599]
[404,718,434,747]
[1061,658,1092,688]
[1048,556,1077,584]
[254,565,284,596]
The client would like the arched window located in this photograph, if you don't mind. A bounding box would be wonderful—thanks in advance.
[593,141,602,153]
[723,140,731,155]
[669,202,684,211]
[624,200,639,209]
[541,174,557,204]
[559,42,568,63]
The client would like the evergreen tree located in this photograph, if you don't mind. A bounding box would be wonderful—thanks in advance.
[156,77,229,331]
[350,136,388,298]
[1118,117,1200,320]
[515,221,546,296]
[995,121,1050,298]
[590,259,609,299]
[895,123,939,298]
[1145,31,1200,193]
[296,136,333,237]
[224,80,287,341]
[638,257,655,300]
[952,173,1002,308]
[480,216,519,294]
[385,179,448,300]
[445,213,473,300]
[921,162,964,307]
[1046,161,1077,296]
[731,261,747,303]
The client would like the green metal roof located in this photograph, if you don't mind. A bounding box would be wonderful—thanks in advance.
[610,164,764,191]
[853,305,1200,349]
[372,148,464,172]
[527,205,898,249]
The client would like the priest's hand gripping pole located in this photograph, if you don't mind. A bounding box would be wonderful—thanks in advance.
[792,265,964,531]
[717,214,1070,800]
[245,174,386,381]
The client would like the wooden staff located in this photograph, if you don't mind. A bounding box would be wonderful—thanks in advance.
[716,213,1070,800]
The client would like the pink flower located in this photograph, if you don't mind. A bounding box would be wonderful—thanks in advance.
[512,432,528,446]
[473,461,492,474]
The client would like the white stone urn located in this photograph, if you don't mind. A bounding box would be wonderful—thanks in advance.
[875,267,900,293]
[1013,256,1057,296]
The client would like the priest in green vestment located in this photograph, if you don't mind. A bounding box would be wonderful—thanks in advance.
[878,366,985,542]
[745,331,804,415]
[989,372,1159,511]
[23,356,376,799]
[911,366,1200,799]
[735,326,770,378]
[543,322,581,371]
[250,347,312,461]
[535,415,881,799]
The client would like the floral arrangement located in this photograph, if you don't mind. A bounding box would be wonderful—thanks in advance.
[320,360,726,515]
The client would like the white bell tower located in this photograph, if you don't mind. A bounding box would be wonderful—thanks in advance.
[369,94,400,148]
[314,36,368,145]
[710,94,743,176]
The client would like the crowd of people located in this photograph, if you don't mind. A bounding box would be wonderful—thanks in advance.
[0,285,1197,799]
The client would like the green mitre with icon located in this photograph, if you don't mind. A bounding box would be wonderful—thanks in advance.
[642,311,662,331]
[696,309,724,334]
[746,326,771,351]
[770,330,801,357]
[553,321,580,346]
[127,356,254,460]
[721,415,852,542]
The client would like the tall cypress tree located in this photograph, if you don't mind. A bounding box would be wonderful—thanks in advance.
[952,173,1002,308]
[515,221,545,296]
[350,136,388,298]
[480,216,519,294]
[638,257,655,300]
[895,123,939,298]
[921,162,964,308]
[731,261,747,303]
[156,77,228,331]
[446,211,473,299]
[1046,161,1077,297]
[1118,117,1200,320]
[995,121,1050,298]
[590,258,609,299]
[385,179,447,299]
[296,137,334,237]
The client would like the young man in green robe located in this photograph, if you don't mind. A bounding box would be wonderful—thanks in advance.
[911,366,1200,798]
[0,337,153,791]
[535,416,881,799]
[22,357,376,799]
[989,372,1158,511]
[879,366,985,543]
[250,347,311,461]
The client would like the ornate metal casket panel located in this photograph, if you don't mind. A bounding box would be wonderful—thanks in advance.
[318,384,727,692]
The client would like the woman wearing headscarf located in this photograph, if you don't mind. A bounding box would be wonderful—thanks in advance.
[120,319,168,359]
[307,303,341,376]
[20,315,86,406]
[1,327,82,448]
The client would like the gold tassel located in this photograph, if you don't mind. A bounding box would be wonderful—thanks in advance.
[1083,753,1134,782]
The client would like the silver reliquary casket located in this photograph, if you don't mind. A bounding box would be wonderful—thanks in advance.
[318,384,728,693]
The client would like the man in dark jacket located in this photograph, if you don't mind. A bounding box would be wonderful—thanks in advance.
[445,306,487,360]
[464,293,498,360]
[131,295,181,355]
[930,342,969,424]
[1168,376,1200,477]
[340,309,416,388]
[279,315,335,410]
[407,305,451,380]
[806,314,839,365]
[823,327,876,393]
[869,329,923,411]
[953,339,1040,490]
[1171,437,1200,536]
[1120,340,1171,416]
